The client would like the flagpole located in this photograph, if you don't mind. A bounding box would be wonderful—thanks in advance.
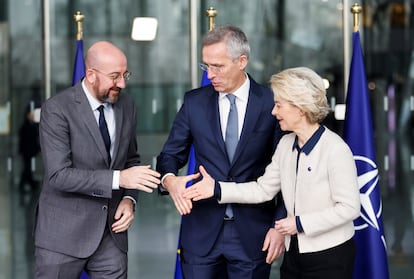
[190,5,217,89]
[347,3,361,101]
[351,3,362,32]
[206,7,217,32]
[343,0,350,97]
[74,11,84,41]
[189,1,198,89]
[72,11,86,86]
[42,0,51,100]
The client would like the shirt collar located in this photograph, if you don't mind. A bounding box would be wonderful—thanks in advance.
[82,79,108,111]
[292,125,326,155]
[219,72,250,102]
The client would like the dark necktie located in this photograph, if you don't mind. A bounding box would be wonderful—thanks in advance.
[224,94,238,219]
[97,105,111,164]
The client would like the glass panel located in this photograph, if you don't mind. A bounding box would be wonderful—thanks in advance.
[0,18,12,279]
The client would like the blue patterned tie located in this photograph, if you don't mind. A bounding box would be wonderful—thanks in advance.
[224,94,238,219]
[97,105,111,164]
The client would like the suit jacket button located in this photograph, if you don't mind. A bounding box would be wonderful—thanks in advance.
[102,205,108,211]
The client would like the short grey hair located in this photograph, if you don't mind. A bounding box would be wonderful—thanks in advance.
[202,24,250,60]
[270,67,330,124]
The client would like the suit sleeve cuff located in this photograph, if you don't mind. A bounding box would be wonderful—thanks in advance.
[295,216,304,233]
[214,181,221,200]
[274,193,287,221]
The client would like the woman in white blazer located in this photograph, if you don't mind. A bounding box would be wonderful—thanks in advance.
[184,67,361,279]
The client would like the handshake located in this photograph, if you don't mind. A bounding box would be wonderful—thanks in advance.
[162,165,215,215]
[119,165,215,215]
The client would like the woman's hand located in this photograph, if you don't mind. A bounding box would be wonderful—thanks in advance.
[275,216,298,235]
[183,165,215,201]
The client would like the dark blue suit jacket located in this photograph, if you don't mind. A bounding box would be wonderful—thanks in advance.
[157,76,283,258]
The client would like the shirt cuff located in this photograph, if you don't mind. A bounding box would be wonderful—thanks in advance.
[123,195,137,205]
[122,196,137,211]
[160,173,176,191]
[112,170,120,190]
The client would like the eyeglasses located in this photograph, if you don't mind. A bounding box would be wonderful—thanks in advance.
[92,68,132,83]
[199,63,223,74]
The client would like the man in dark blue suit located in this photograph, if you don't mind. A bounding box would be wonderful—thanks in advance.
[156,25,285,279]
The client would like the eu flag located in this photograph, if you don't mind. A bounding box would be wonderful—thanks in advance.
[173,70,210,279]
[72,38,89,279]
[72,39,85,85]
[343,31,389,279]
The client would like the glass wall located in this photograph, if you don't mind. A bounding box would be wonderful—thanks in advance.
[1,0,413,278]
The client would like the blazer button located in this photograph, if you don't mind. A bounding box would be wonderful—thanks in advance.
[102,205,108,211]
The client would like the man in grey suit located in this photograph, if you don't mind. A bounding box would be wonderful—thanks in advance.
[34,41,160,279]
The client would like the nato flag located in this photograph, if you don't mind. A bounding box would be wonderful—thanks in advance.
[343,31,389,279]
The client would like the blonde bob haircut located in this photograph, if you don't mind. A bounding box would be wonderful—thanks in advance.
[270,67,330,124]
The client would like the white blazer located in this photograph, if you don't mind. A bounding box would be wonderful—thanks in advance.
[219,127,361,253]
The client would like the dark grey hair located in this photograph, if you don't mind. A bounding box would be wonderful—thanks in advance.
[202,24,250,60]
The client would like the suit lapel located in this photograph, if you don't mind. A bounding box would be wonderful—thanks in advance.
[111,102,123,167]
[73,84,111,167]
[206,89,227,159]
[205,83,265,166]
[232,80,264,165]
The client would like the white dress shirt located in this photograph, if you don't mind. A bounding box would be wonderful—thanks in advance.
[219,74,250,140]
[161,73,251,186]
[82,81,120,190]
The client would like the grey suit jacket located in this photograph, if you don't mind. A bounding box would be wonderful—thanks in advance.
[34,82,140,258]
